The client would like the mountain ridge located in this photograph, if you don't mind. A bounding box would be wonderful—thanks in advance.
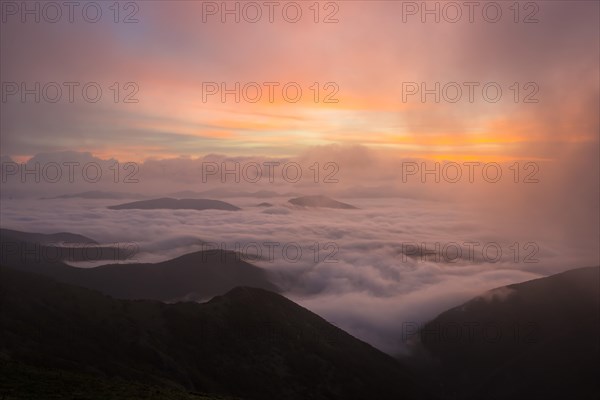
[414,265,600,400]
[0,229,278,302]
[108,198,241,211]
[0,266,431,400]
[288,195,358,209]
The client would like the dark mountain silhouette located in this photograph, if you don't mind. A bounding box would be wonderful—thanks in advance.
[108,198,241,211]
[414,266,600,400]
[0,230,277,301]
[0,228,97,244]
[169,189,302,199]
[0,266,431,400]
[60,251,279,302]
[288,195,358,209]
[0,228,134,263]
[41,190,147,200]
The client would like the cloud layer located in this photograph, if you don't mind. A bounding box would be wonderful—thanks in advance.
[1,173,597,354]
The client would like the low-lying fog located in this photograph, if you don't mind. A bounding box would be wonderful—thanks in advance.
[2,192,597,355]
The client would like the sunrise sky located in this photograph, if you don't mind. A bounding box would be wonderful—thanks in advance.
[1,1,598,163]
[1,1,599,359]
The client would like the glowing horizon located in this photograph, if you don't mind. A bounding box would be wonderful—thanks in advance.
[1,1,598,163]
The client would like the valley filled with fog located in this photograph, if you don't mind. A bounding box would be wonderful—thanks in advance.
[2,190,596,355]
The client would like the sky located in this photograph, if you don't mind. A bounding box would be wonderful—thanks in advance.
[1,1,598,162]
[1,1,599,355]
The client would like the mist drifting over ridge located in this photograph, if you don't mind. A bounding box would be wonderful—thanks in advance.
[2,146,598,354]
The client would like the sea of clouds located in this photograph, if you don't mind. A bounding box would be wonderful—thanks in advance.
[2,145,599,354]
[1,189,597,355]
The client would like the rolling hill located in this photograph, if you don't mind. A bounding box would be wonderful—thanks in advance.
[41,190,147,200]
[108,198,240,211]
[0,266,431,400]
[0,228,134,263]
[288,195,357,209]
[415,266,600,400]
[0,230,278,302]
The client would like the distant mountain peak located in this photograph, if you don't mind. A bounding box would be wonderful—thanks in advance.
[0,228,98,245]
[108,198,241,211]
[288,195,358,209]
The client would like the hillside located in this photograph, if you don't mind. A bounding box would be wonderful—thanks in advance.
[416,266,600,399]
[108,198,240,211]
[0,230,278,301]
[0,267,430,400]
[288,196,357,209]
[0,228,133,263]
